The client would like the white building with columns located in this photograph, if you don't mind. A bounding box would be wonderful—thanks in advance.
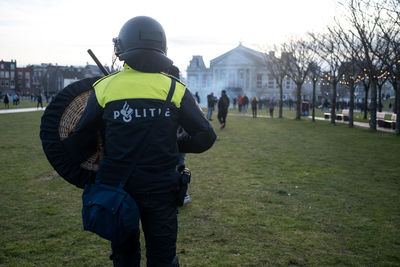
[186,44,318,105]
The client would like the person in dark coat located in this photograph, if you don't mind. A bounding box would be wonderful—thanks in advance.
[3,94,9,108]
[251,96,258,118]
[217,90,230,129]
[194,91,200,104]
[207,92,217,120]
[37,94,43,109]
[242,94,249,115]
[269,99,275,118]
[65,16,216,266]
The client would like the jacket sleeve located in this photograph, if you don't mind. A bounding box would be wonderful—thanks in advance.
[178,89,216,153]
[61,90,104,163]
[74,90,104,133]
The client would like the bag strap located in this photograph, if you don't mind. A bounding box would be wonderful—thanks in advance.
[115,79,176,187]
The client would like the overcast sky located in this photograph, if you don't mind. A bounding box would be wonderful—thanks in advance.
[0,0,340,76]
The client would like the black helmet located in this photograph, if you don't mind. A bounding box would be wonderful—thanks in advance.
[113,16,173,73]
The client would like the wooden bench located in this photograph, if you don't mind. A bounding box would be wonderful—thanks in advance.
[335,109,349,121]
[377,112,393,128]
[391,113,397,129]
[325,109,349,121]
[324,109,331,119]
[342,109,349,121]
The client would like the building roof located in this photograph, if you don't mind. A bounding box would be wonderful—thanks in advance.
[210,44,266,67]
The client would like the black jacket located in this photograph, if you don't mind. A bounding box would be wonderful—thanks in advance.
[72,65,216,193]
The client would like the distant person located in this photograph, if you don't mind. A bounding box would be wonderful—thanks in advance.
[251,96,258,118]
[323,99,329,113]
[3,93,9,108]
[269,99,275,118]
[217,90,230,129]
[288,98,293,110]
[194,91,200,104]
[207,92,216,120]
[233,97,237,109]
[238,95,243,113]
[176,127,191,204]
[168,65,191,205]
[242,94,249,115]
[37,94,43,109]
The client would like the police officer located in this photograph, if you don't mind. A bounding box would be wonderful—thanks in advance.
[74,16,216,266]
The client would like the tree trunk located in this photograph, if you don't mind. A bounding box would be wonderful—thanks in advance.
[279,84,283,118]
[369,78,377,131]
[349,80,355,128]
[312,81,316,122]
[330,81,337,125]
[393,80,398,113]
[363,83,369,120]
[378,83,383,112]
[396,80,400,135]
[296,83,301,120]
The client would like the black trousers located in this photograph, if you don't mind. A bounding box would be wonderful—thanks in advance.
[111,192,179,267]
[218,109,227,125]
[252,107,257,118]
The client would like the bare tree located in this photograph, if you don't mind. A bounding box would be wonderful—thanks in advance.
[308,62,321,122]
[376,74,389,112]
[360,76,371,119]
[332,22,365,127]
[342,0,387,130]
[378,0,400,134]
[310,28,346,125]
[264,49,287,118]
[281,38,314,120]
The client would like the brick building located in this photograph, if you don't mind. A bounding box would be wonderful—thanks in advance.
[16,67,33,96]
[0,60,17,96]
[0,60,33,97]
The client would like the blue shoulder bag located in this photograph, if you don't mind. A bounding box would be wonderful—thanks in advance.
[81,79,176,245]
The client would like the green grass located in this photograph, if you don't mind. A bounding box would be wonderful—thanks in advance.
[0,110,399,266]
[0,100,48,110]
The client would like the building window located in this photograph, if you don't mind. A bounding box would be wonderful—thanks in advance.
[18,72,22,79]
[0,71,4,78]
[0,64,3,69]
[26,81,30,88]
[11,71,14,79]
[257,74,263,88]
[5,80,9,86]
[11,64,15,70]
[25,72,30,79]
[268,75,274,88]
[286,78,291,89]
[5,72,9,78]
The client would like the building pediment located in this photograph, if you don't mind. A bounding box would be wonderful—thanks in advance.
[210,44,266,68]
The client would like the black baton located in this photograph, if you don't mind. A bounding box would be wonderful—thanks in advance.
[87,49,109,76]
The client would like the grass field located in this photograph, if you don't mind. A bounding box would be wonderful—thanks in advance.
[0,100,48,110]
[0,109,399,266]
